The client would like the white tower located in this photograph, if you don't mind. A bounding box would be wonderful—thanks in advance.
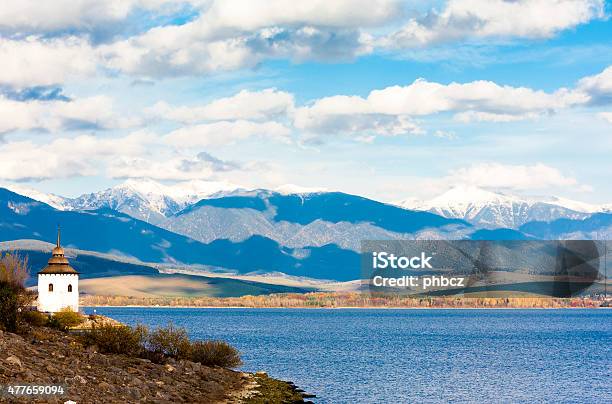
[37,226,79,313]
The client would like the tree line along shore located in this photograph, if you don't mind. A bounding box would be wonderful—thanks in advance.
[81,292,608,309]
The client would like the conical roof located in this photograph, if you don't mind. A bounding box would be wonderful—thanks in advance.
[38,226,79,275]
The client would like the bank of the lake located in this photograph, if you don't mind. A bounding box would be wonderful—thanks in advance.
[81,292,607,309]
[83,307,612,403]
[0,325,310,403]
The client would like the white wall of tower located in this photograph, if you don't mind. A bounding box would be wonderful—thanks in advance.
[37,273,79,313]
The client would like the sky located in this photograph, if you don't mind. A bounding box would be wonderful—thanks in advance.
[0,0,611,203]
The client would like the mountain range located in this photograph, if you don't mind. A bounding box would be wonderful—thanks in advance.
[2,180,611,283]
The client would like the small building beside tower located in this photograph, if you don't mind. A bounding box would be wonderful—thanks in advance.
[37,226,79,313]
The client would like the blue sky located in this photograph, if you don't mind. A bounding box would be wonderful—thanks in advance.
[0,0,611,203]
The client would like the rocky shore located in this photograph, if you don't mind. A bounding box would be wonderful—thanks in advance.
[0,326,312,403]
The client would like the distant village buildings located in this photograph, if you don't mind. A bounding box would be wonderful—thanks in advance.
[37,227,79,313]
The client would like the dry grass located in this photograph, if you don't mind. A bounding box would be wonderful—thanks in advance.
[79,275,214,298]
[0,252,29,287]
[82,291,604,308]
[0,253,35,332]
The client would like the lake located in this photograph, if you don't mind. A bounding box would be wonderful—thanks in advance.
[83,307,611,403]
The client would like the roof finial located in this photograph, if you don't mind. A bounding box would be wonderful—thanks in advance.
[57,224,61,248]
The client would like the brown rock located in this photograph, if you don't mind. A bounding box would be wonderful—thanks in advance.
[74,375,87,384]
[5,355,22,369]
[131,377,144,386]
[98,381,112,390]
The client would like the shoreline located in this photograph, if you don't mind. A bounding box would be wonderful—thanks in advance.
[80,292,609,310]
[0,324,312,403]
[82,304,610,310]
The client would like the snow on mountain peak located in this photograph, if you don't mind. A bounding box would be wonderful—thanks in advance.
[539,195,603,214]
[0,183,68,210]
[274,184,329,195]
[74,178,244,221]
[398,186,606,229]
[430,186,519,205]
[166,179,241,204]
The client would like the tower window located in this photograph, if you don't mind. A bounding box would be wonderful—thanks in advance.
[48,283,54,292]
[68,284,73,292]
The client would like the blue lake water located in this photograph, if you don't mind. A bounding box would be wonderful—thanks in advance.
[83,307,611,403]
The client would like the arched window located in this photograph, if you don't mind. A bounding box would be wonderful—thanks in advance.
[48,283,54,292]
[68,284,73,292]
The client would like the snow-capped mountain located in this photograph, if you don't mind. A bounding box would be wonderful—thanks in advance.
[65,179,242,224]
[159,191,470,251]
[398,186,607,229]
[0,183,69,210]
[4,180,611,234]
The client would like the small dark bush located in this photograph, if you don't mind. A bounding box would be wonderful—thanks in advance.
[0,253,35,333]
[82,323,148,356]
[189,340,242,368]
[22,310,49,327]
[0,283,21,332]
[49,308,84,330]
[145,323,191,360]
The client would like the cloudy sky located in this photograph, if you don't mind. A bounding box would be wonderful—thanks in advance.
[1,0,611,202]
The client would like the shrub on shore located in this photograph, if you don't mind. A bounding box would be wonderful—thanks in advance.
[188,340,242,368]
[0,253,35,332]
[22,310,49,327]
[145,322,191,360]
[49,308,85,330]
[78,321,242,368]
[82,323,148,356]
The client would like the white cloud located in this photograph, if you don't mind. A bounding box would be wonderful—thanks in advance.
[0,1,604,83]
[294,78,587,138]
[383,0,605,48]
[0,95,132,134]
[107,155,282,183]
[97,0,400,77]
[294,99,423,139]
[0,132,154,180]
[577,65,612,103]
[0,0,186,34]
[433,130,456,139]
[366,79,585,116]
[0,131,253,182]
[445,162,582,191]
[107,154,233,181]
[200,0,400,31]
[598,112,612,123]
[453,111,540,123]
[99,24,369,77]
[150,88,295,123]
[98,29,255,77]
[164,120,291,147]
[0,37,96,88]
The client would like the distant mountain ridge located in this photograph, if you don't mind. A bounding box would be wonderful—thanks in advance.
[62,179,242,224]
[5,180,474,251]
[161,191,471,250]
[398,186,611,229]
[0,188,363,280]
[7,180,610,232]
[2,184,611,282]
